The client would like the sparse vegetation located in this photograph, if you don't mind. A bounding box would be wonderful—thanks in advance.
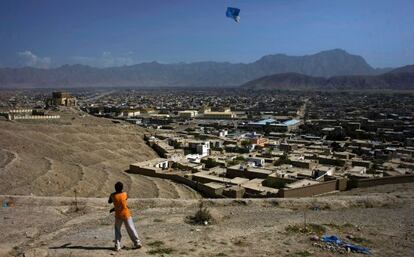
[171,162,191,171]
[288,251,312,257]
[147,240,175,255]
[285,223,326,236]
[234,156,246,162]
[232,237,249,247]
[262,178,289,189]
[227,156,246,166]
[147,247,175,255]
[274,152,291,166]
[349,236,372,245]
[147,240,165,247]
[203,158,221,169]
[240,140,252,147]
[187,201,213,225]
[171,141,182,149]
[324,223,354,230]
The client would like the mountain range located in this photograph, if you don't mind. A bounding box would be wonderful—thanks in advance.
[241,65,414,91]
[0,49,396,89]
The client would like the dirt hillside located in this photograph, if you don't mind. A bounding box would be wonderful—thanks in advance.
[0,108,200,199]
[0,183,413,257]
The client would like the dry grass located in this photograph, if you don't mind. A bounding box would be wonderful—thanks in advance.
[147,247,175,255]
[147,240,175,255]
[285,223,327,236]
[147,241,165,247]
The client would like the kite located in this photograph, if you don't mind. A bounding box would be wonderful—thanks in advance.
[226,7,240,23]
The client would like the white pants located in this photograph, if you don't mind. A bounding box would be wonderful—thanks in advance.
[114,217,141,245]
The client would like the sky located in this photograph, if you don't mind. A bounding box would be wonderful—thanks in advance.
[0,0,413,69]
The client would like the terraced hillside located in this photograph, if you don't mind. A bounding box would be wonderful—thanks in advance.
[0,108,200,199]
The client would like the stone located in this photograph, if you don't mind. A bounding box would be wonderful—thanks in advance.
[310,235,319,241]
[346,234,354,239]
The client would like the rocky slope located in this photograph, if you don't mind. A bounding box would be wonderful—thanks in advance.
[241,66,414,90]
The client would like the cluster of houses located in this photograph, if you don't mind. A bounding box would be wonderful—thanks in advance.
[128,123,413,198]
[78,89,413,198]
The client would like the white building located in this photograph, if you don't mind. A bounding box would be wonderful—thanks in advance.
[153,159,169,169]
[186,154,202,163]
[246,157,265,167]
[348,166,367,175]
[178,110,198,118]
[189,141,210,157]
[313,165,335,179]
[197,142,210,157]
[120,109,140,117]
[218,129,228,137]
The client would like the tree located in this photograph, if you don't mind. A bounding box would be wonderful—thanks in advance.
[274,152,291,166]
[204,158,220,169]
[241,140,251,147]
[331,141,341,152]
[172,141,182,149]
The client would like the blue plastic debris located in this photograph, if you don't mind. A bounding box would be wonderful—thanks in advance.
[226,7,240,23]
[343,243,371,254]
[321,235,371,255]
[321,235,342,245]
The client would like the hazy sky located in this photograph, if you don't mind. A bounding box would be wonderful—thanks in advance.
[0,0,413,68]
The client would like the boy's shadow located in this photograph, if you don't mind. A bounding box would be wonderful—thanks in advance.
[49,243,114,251]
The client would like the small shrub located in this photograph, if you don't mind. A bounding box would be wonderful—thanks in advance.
[234,156,246,161]
[187,202,213,225]
[262,179,288,189]
[203,158,220,169]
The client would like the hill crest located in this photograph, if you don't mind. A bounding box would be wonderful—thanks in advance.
[241,66,414,90]
[0,49,387,88]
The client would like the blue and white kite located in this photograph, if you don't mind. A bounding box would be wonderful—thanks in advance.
[226,7,240,23]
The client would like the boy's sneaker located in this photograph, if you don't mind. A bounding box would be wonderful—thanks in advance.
[133,242,142,249]
[115,241,121,251]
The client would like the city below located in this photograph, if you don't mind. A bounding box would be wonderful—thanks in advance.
[1,88,413,199]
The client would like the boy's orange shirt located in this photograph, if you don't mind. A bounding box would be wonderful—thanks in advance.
[111,192,131,220]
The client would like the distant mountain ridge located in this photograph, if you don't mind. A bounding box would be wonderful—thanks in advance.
[241,65,414,90]
[0,49,396,88]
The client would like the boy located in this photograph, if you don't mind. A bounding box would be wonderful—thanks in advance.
[108,181,142,251]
